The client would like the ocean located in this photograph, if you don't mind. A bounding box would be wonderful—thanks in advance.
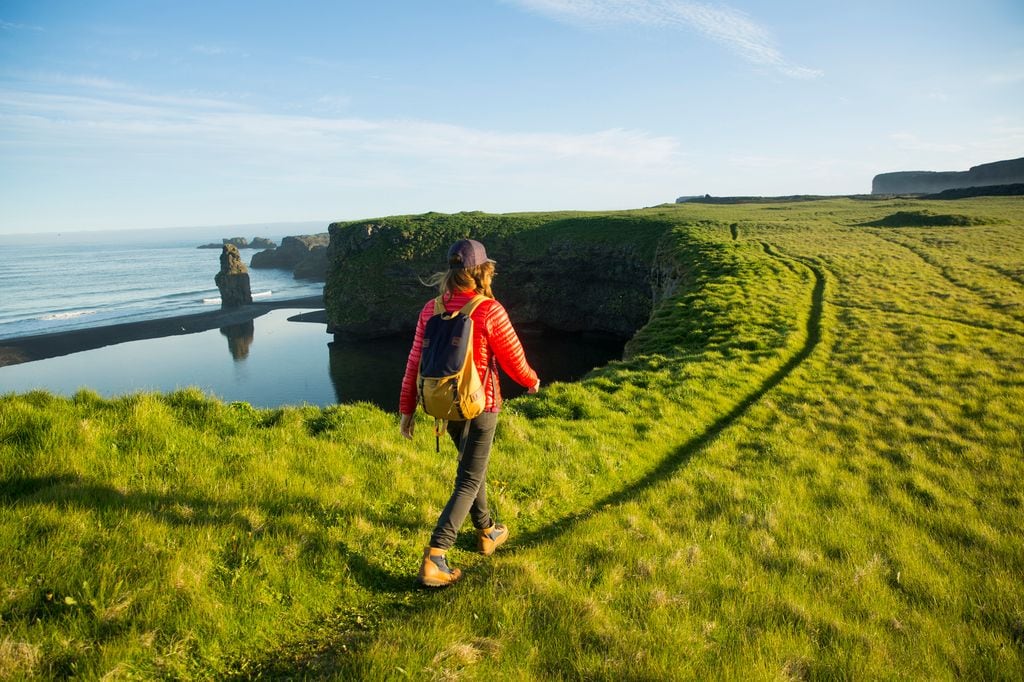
[0,232,324,341]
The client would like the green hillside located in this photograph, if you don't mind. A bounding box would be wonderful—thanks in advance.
[1,198,1022,678]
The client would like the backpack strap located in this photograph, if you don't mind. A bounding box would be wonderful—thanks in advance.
[433,294,488,318]
[434,418,445,453]
[457,294,488,318]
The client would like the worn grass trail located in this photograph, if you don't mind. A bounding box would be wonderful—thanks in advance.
[1,198,1022,679]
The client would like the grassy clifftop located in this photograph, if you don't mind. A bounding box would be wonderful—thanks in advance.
[2,198,1022,678]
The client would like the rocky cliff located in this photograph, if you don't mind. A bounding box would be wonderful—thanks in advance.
[214,244,252,308]
[872,157,1024,195]
[250,234,330,281]
[324,212,672,340]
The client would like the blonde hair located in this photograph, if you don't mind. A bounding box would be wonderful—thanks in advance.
[424,261,496,301]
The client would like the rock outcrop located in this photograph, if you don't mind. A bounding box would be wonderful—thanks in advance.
[923,183,1024,200]
[250,234,330,281]
[324,214,666,339]
[214,244,252,308]
[872,157,1024,195]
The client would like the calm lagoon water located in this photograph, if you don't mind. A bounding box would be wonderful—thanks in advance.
[0,309,623,410]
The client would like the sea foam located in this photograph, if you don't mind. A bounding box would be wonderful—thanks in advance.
[202,290,272,305]
[39,310,98,321]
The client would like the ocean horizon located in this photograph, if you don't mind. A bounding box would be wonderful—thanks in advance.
[0,229,325,341]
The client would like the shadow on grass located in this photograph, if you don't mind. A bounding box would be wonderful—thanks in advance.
[0,474,260,530]
[338,541,419,594]
[514,247,825,550]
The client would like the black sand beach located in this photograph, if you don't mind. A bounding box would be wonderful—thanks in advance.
[0,295,325,368]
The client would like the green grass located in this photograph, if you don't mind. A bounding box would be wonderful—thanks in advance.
[1,197,1022,678]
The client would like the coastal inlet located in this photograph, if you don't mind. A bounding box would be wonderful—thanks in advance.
[0,309,624,409]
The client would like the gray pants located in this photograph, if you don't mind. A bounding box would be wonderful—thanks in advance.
[429,412,499,550]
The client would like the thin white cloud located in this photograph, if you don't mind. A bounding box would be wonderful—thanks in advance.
[313,94,353,113]
[508,0,822,79]
[2,71,253,111]
[191,44,249,57]
[44,73,128,90]
[295,56,349,70]
[0,84,682,169]
[0,20,43,32]
[0,81,692,228]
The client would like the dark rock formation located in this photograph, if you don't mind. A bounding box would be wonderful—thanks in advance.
[250,234,330,281]
[872,157,1024,195]
[292,245,328,280]
[214,244,252,308]
[323,216,661,340]
[923,183,1024,200]
[199,236,277,249]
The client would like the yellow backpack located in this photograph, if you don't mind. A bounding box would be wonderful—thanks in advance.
[417,296,488,446]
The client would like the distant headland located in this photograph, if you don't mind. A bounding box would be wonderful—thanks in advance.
[675,156,1024,204]
[197,236,277,250]
[872,156,1024,195]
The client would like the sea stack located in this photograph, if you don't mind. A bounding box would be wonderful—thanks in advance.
[215,244,253,307]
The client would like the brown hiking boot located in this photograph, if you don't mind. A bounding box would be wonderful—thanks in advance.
[478,524,509,556]
[418,547,462,587]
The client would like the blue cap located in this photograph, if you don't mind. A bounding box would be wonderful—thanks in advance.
[447,239,496,269]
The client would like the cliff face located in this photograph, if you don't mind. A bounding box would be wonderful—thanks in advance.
[872,157,1024,194]
[487,240,652,337]
[324,213,671,340]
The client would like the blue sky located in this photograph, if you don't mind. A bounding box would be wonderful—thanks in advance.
[1,0,1022,233]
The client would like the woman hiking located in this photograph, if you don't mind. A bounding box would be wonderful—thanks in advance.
[399,238,540,587]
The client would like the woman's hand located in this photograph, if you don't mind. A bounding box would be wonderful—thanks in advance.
[400,413,415,439]
[527,380,540,394]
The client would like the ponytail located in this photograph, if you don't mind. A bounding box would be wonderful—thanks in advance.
[422,261,495,301]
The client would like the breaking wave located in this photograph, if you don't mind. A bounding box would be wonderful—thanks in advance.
[202,290,272,305]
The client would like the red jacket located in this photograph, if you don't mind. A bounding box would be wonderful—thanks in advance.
[400,290,538,415]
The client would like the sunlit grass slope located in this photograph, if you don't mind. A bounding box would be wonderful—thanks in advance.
[1,198,1022,679]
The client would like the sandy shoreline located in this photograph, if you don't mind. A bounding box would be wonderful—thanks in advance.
[0,295,325,368]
